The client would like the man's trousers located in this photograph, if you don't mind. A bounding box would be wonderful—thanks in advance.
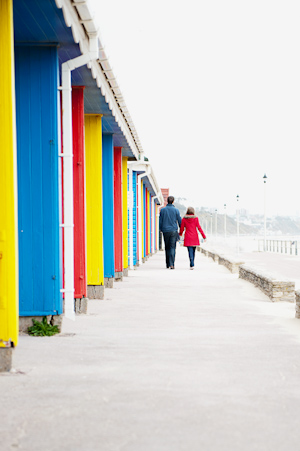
[163,231,178,268]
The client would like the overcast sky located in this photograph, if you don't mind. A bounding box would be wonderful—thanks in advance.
[89,0,300,217]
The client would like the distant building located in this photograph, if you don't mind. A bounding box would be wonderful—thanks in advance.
[240,208,249,218]
[161,188,170,207]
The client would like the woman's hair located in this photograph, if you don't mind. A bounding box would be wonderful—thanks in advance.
[186,207,195,215]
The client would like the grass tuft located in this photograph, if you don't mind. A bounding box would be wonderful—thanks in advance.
[28,316,60,337]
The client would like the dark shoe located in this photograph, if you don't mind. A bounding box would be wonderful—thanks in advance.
[170,266,175,269]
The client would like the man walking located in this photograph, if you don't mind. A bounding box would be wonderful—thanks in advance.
[159,196,181,269]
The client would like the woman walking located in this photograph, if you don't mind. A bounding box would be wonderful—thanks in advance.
[179,207,206,269]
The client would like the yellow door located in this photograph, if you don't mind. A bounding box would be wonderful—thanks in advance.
[85,115,104,286]
[0,0,19,347]
[122,157,128,270]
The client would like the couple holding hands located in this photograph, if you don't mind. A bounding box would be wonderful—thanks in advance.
[159,196,207,270]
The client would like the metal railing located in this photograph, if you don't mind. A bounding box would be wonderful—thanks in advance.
[258,239,298,255]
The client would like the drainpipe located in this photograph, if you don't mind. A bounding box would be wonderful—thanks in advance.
[60,36,98,320]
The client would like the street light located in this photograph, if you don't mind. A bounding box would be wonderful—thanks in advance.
[224,204,227,240]
[215,209,218,238]
[263,174,267,251]
[236,195,240,255]
[210,213,213,236]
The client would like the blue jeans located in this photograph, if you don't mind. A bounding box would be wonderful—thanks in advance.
[163,231,177,268]
[187,246,196,267]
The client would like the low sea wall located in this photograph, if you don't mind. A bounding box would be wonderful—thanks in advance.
[198,246,296,305]
[295,291,300,318]
[239,265,295,303]
[197,247,244,274]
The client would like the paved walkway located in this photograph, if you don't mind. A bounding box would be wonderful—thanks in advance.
[2,247,300,450]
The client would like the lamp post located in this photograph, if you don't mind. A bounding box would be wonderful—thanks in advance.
[210,213,213,236]
[224,204,227,239]
[215,209,218,238]
[263,174,267,251]
[236,195,240,255]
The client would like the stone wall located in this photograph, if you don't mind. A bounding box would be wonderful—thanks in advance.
[207,251,219,262]
[198,247,208,257]
[198,247,244,274]
[218,256,245,274]
[295,291,300,318]
[239,265,295,302]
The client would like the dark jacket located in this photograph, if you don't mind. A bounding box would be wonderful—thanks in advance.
[159,204,181,233]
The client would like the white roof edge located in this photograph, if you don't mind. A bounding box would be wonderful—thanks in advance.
[56,0,142,160]
[92,59,140,159]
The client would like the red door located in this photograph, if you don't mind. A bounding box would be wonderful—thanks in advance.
[114,147,123,273]
[72,87,87,298]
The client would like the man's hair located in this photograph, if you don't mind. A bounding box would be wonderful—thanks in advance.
[186,207,195,215]
[167,196,174,204]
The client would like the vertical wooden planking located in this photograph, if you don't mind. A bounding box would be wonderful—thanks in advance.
[127,168,130,266]
[114,147,123,273]
[148,193,151,255]
[132,171,140,265]
[72,87,86,298]
[157,203,159,251]
[146,189,149,255]
[148,191,151,254]
[122,157,128,270]
[144,184,147,257]
[15,45,62,316]
[0,0,18,346]
[145,188,148,256]
[141,180,144,259]
[132,171,137,265]
[157,203,159,250]
[102,134,115,279]
[85,115,104,286]
[155,202,158,251]
[155,203,157,251]
[149,193,152,254]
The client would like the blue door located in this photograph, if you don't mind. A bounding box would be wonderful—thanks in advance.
[128,170,137,266]
[15,45,62,316]
[132,171,137,265]
[102,134,115,279]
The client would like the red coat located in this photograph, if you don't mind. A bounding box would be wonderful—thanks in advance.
[179,215,206,247]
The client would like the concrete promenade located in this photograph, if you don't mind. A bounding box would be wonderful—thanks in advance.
[2,246,300,450]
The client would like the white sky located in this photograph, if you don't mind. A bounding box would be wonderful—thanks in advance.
[89,0,300,217]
